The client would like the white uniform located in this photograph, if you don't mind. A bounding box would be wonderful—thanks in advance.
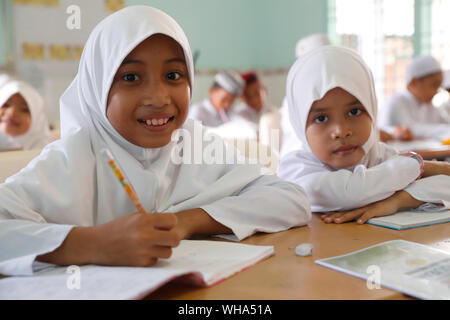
[277,46,450,213]
[379,89,450,139]
[280,98,303,157]
[188,98,227,128]
[0,130,20,150]
[0,6,311,276]
[0,80,50,150]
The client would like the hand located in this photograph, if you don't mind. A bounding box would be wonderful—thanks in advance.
[37,212,181,267]
[379,129,394,142]
[423,160,450,178]
[393,126,414,141]
[321,191,424,225]
[91,212,181,267]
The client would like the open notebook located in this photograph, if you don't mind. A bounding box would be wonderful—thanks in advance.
[0,240,274,300]
[367,208,450,230]
[316,240,450,300]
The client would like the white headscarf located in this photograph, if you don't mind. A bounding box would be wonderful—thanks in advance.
[0,80,50,150]
[214,70,245,96]
[406,55,442,85]
[285,45,382,169]
[295,33,331,58]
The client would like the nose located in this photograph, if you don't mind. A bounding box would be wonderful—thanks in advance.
[140,79,170,108]
[2,106,18,118]
[331,121,352,140]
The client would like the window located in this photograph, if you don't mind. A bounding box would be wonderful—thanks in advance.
[332,0,415,106]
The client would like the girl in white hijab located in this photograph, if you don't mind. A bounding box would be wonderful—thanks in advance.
[0,79,50,150]
[0,6,310,276]
[277,46,450,224]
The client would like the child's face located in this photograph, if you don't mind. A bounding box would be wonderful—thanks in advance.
[107,34,190,148]
[210,87,235,111]
[242,81,264,112]
[0,93,32,136]
[305,87,372,169]
[410,72,443,103]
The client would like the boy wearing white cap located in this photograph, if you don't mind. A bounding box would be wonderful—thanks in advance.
[379,56,449,139]
[188,70,245,127]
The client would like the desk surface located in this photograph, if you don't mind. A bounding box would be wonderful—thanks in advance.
[148,214,450,300]
[387,140,450,160]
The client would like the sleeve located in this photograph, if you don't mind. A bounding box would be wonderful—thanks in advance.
[404,175,450,209]
[291,155,422,213]
[0,134,95,276]
[200,174,311,241]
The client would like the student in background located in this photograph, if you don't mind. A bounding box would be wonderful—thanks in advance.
[280,33,331,158]
[211,72,277,140]
[188,70,244,127]
[278,46,450,224]
[0,6,311,276]
[379,56,449,139]
[0,79,50,150]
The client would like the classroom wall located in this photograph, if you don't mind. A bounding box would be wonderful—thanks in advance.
[3,0,328,125]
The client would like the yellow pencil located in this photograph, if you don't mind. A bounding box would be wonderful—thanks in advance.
[102,149,148,214]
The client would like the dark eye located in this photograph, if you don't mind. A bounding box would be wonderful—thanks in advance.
[166,72,181,81]
[122,73,139,82]
[314,115,328,123]
[348,108,362,116]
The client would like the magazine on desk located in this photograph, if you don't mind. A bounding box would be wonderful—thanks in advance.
[316,240,450,300]
[0,240,274,300]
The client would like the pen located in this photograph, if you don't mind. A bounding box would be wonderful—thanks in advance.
[102,148,148,214]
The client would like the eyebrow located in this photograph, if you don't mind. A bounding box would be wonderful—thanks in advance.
[347,99,362,106]
[120,59,144,66]
[309,99,362,113]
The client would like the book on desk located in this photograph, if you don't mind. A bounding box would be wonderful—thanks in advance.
[0,240,274,300]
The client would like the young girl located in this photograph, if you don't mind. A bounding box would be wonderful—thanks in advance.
[0,79,50,150]
[0,6,310,276]
[277,46,450,224]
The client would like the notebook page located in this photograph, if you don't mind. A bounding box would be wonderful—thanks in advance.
[0,240,274,299]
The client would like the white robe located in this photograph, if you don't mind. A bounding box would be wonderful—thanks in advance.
[277,45,450,213]
[0,6,311,276]
[188,98,228,128]
[379,89,450,139]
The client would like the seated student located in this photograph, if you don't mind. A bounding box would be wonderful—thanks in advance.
[379,56,449,139]
[0,79,50,150]
[277,45,450,224]
[188,70,244,127]
[280,34,331,158]
[0,6,311,276]
[211,72,277,140]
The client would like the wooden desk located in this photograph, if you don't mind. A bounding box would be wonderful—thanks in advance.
[387,140,450,160]
[147,214,450,300]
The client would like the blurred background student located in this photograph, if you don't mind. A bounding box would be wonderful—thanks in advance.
[0,77,49,151]
[188,70,244,127]
[379,56,449,140]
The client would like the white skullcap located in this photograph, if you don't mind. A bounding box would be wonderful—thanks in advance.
[442,70,450,89]
[214,70,245,96]
[295,33,331,58]
[406,56,442,85]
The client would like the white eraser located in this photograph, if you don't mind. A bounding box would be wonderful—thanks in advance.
[295,243,313,256]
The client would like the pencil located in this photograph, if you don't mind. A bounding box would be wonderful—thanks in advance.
[102,149,148,214]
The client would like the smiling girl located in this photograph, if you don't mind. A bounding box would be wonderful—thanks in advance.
[0,6,310,275]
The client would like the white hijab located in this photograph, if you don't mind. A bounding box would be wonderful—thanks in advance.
[0,80,50,150]
[284,45,384,172]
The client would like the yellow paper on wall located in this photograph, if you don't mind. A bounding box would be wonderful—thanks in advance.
[49,45,72,60]
[14,0,59,7]
[105,0,124,12]
[22,43,45,60]
[73,45,84,60]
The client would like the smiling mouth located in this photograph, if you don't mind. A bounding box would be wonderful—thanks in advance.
[137,116,175,127]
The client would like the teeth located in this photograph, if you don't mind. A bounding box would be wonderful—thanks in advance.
[143,118,170,126]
